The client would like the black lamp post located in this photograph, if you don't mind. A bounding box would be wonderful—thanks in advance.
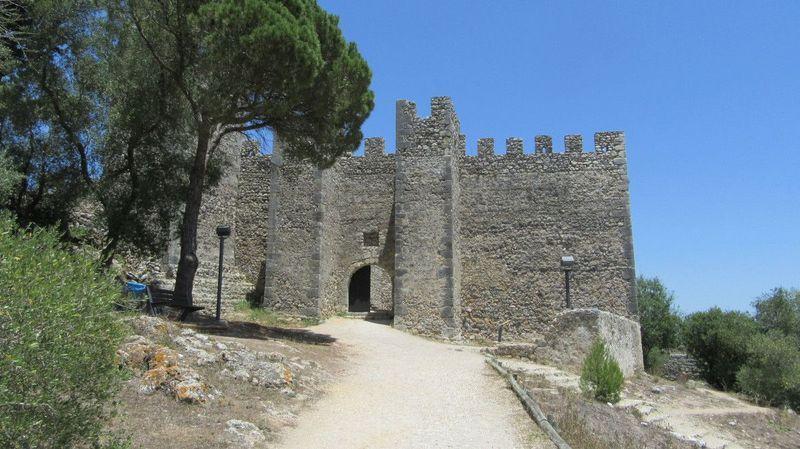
[561,255,575,309]
[215,225,231,321]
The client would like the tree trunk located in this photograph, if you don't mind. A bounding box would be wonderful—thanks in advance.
[173,125,211,304]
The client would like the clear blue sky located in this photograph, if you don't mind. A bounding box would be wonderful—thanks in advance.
[318,0,800,314]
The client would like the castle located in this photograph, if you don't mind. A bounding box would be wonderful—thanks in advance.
[188,97,637,342]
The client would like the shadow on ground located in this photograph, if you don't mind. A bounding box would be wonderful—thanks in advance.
[195,320,337,345]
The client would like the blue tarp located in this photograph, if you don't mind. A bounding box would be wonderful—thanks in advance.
[125,281,147,293]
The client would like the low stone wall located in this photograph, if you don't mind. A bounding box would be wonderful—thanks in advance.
[540,308,643,377]
[487,308,644,377]
[662,352,701,381]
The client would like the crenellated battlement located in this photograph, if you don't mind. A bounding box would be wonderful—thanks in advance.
[506,137,524,157]
[464,132,624,159]
[477,138,495,158]
[238,98,626,167]
[396,97,462,157]
[364,137,385,157]
[565,134,583,153]
[535,135,553,153]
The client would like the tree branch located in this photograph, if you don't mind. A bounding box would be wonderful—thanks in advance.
[127,2,200,121]
[38,63,95,191]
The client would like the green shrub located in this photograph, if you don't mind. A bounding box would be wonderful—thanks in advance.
[683,307,759,390]
[737,331,800,410]
[636,276,683,361]
[645,347,669,377]
[0,214,128,448]
[580,339,624,403]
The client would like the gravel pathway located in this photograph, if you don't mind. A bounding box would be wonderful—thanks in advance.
[277,318,553,449]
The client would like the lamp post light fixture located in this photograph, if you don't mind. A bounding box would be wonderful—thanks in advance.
[560,255,575,309]
[215,225,232,322]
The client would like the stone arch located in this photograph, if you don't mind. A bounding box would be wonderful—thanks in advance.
[343,259,394,315]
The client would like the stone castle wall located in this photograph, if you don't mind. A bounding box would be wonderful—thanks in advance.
[203,97,637,341]
[234,144,272,285]
[317,140,396,317]
[458,132,636,340]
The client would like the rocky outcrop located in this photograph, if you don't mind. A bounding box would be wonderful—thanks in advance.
[117,334,212,403]
[224,419,266,448]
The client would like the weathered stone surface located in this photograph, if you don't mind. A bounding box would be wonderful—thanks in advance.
[127,345,212,403]
[129,316,171,340]
[662,352,701,381]
[224,419,265,448]
[186,96,637,344]
[540,308,644,377]
[220,350,293,388]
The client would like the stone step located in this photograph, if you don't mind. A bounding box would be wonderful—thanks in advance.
[345,311,394,321]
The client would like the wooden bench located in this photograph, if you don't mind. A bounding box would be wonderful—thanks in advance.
[146,285,205,322]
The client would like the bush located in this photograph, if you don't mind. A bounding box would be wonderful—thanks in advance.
[636,276,683,365]
[737,331,800,410]
[580,339,624,403]
[645,347,669,377]
[0,214,128,448]
[683,307,759,390]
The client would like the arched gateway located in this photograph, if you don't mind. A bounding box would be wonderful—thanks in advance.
[347,264,393,315]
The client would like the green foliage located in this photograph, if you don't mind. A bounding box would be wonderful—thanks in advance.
[753,287,800,342]
[645,347,669,377]
[580,339,624,403]
[683,307,759,390]
[0,0,26,74]
[0,214,128,448]
[636,276,683,364]
[0,0,194,256]
[0,0,98,228]
[0,151,22,200]
[123,0,374,297]
[737,331,800,410]
[184,0,374,164]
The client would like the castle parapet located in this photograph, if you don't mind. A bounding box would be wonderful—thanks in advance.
[458,133,467,156]
[594,131,625,153]
[477,138,495,158]
[396,97,462,157]
[364,137,385,157]
[506,137,524,157]
[396,100,417,153]
[565,135,583,153]
[535,135,553,154]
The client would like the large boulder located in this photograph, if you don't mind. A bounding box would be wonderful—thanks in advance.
[541,308,644,377]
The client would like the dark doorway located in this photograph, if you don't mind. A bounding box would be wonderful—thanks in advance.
[348,266,371,312]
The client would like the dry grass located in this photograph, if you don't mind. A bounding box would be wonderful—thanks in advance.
[518,373,694,449]
[231,301,320,328]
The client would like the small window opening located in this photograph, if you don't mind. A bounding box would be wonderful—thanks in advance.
[363,231,379,247]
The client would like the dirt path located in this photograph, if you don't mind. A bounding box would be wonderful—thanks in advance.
[277,318,553,449]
